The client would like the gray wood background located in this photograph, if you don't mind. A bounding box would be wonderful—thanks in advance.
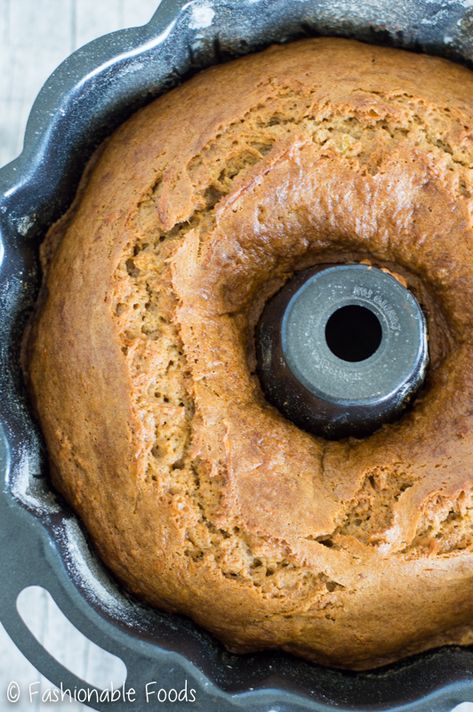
[0,1,472,710]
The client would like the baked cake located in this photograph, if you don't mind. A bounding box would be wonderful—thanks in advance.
[25,38,473,669]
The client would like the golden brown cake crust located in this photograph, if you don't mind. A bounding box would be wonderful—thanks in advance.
[25,38,473,669]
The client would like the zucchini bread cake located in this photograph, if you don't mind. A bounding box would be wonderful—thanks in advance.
[25,38,473,669]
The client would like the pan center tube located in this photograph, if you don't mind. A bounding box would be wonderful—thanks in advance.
[256,264,428,439]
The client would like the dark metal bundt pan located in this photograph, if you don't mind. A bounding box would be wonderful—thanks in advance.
[1,1,472,710]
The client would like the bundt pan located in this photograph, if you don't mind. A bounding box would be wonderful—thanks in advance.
[1,1,473,710]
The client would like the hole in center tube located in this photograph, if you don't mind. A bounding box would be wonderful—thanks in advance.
[325,305,382,362]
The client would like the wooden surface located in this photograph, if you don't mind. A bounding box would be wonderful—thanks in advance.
[0,2,472,711]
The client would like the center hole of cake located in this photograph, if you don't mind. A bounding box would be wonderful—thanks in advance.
[325,305,382,362]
